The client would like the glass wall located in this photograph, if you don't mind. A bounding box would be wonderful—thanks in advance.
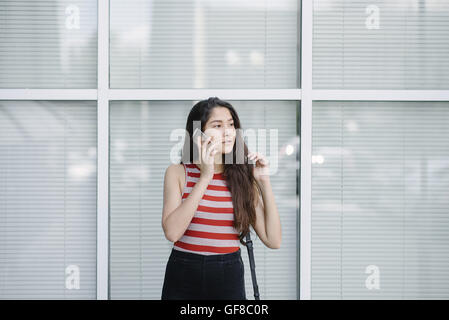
[309,0,449,299]
[110,0,300,88]
[109,100,299,299]
[311,101,449,299]
[0,101,97,299]
[1,0,448,300]
[313,0,449,89]
[0,0,98,88]
[107,0,301,299]
[0,0,99,299]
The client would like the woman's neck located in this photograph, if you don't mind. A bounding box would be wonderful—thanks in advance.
[197,163,224,174]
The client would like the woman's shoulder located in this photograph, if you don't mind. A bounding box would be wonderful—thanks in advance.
[166,163,184,170]
[165,163,186,194]
[165,163,185,178]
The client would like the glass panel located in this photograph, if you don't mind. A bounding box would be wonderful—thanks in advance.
[0,101,97,299]
[110,0,300,89]
[312,101,449,299]
[109,100,299,299]
[313,0,449,89]
[0,1,98,88]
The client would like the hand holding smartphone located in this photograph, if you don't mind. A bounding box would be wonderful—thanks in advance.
[191,127,218,180]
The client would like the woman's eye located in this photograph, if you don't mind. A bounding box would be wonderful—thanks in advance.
[212,123,232,128]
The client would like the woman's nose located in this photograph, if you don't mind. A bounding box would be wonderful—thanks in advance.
[224,127,233,135]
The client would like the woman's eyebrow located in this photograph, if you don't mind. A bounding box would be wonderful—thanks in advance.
[210,118,233,123]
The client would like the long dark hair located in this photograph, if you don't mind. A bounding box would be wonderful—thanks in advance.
[180,97,260,244]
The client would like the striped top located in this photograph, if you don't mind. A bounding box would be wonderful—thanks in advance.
[173,163,240,255]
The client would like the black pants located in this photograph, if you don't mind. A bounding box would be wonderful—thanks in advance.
[161,248,246,300]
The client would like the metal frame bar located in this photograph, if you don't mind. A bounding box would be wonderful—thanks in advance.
[96,0,109,300]
[300,0,312,301]
[0,89,97,100]
[312,90,449,101]
[3,89,449,102]
[108,89,301,101]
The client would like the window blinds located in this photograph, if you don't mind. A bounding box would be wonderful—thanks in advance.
[0,0,97,88]
[110,0,300,89]
[109,100,298,299]
[312,101,449,299]
[313,0,449,89]
[0,101,97,299]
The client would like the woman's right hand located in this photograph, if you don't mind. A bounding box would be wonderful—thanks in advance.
[196,135,218,181]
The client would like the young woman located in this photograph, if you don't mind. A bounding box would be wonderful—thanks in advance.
[161,97,282,300]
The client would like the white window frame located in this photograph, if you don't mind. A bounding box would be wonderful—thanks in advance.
[1,0,448,300]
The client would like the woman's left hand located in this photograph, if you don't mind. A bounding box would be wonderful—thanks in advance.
[248,151,270,182]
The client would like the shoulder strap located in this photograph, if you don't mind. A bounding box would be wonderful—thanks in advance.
[245,232,260,300]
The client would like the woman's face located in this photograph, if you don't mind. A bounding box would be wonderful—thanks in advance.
[203,107,236,154]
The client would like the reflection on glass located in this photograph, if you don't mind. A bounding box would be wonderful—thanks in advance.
[110,0,300,88]
[313,0,449,89]
[109,100,299,299]
[0,101,97,299]
[0,1,98,88]
[312,101,449,299]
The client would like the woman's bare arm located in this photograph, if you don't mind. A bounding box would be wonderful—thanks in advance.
[252,179,282,249]
[161,164,211,242]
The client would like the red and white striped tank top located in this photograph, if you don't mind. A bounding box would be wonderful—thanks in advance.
[173,163,240,255]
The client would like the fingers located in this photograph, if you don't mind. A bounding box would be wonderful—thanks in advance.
[206,147,217,161]
[201,136,211,153]
[247,151,257,161]
[197,136,210,160]
[248,152,267,164]
[198,136,218,163]
[206,140,218,159]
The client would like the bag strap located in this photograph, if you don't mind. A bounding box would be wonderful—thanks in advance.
[245,232,260,300]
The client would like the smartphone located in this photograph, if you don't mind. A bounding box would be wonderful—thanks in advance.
[192,127,210,145]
